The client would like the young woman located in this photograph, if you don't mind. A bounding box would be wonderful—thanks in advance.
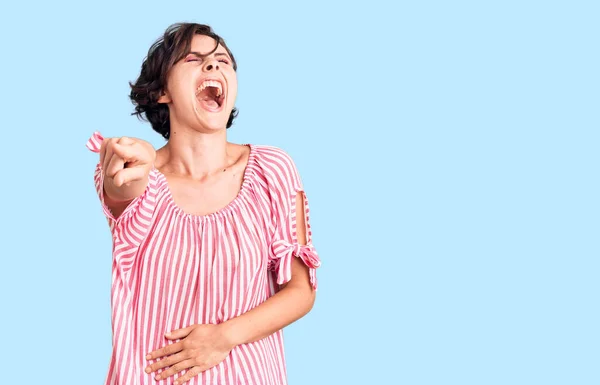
[86,22,321,385]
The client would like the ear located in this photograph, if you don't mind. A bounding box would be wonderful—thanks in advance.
[157,89,171,104]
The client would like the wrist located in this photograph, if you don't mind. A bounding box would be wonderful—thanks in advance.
[220,319,243,348]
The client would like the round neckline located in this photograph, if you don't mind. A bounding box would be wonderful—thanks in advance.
[154,144,256,221]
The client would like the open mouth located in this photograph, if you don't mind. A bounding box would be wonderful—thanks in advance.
[196,79,225,111]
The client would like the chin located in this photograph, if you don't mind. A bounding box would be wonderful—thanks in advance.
[199,115,229,131]
[192,105,232,131]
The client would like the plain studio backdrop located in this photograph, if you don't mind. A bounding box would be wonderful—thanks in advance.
[0,1,597,384]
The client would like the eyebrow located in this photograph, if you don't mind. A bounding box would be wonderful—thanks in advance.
[188,51,232,61]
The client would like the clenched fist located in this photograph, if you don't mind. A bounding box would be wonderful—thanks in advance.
[99,136,156,201]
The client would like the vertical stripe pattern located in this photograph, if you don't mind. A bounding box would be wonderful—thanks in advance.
[86,132,320,385]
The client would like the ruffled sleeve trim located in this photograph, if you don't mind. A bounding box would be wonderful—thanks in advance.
[86,131,104,153]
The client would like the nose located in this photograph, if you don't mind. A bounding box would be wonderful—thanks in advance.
[203,58,220,72]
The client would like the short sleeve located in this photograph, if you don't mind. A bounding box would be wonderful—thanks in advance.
[87,132,158,247]
[262,147,321,290]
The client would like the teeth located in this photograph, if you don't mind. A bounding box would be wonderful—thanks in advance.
[196,80,223,97]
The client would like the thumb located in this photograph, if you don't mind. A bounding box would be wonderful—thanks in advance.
[165,325,195,340]
[112,167,147,187]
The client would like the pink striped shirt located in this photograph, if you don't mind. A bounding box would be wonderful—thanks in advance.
[86,132,320,385]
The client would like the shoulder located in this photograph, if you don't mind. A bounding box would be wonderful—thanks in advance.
[251,144,294,163]
[250,144,302,190]
[251,145,298,173]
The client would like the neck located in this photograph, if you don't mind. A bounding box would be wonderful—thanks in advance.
[160,126,229,178]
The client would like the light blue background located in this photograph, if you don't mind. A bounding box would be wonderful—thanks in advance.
[1,1,598,384]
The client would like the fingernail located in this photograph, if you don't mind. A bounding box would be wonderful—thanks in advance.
[165,332,171,337]
[146,354,151,360]
[145,367,150,373]
[155,375,161,380]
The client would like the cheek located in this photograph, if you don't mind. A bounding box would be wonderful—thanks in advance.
[229,88,238,102]
[171,82,194,104]
[167,70,189,94]
[228,77,238,100]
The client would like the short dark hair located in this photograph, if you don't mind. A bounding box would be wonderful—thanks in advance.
[129,23,238,139]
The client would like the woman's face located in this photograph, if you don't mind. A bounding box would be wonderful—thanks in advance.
[159,34,237,132]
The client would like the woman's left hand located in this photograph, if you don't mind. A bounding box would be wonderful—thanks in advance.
[145,324,234,384]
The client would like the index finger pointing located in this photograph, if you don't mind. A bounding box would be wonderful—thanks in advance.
[99,138,108,166]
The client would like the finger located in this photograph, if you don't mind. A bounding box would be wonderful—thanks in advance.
[147,341,183,360]
[173,366,203,385]
[114,141,154,166]
[166,325,195,340]
[102,141,115,172]
[155,359,196,382]
[105,153,125,179]
[145,351,188,373]
[99,138,108,166]
[111,142,139,163]
[112,166,147,187]
[117,136,135,145]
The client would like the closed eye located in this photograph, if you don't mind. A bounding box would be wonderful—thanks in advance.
[186,57,201,62]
